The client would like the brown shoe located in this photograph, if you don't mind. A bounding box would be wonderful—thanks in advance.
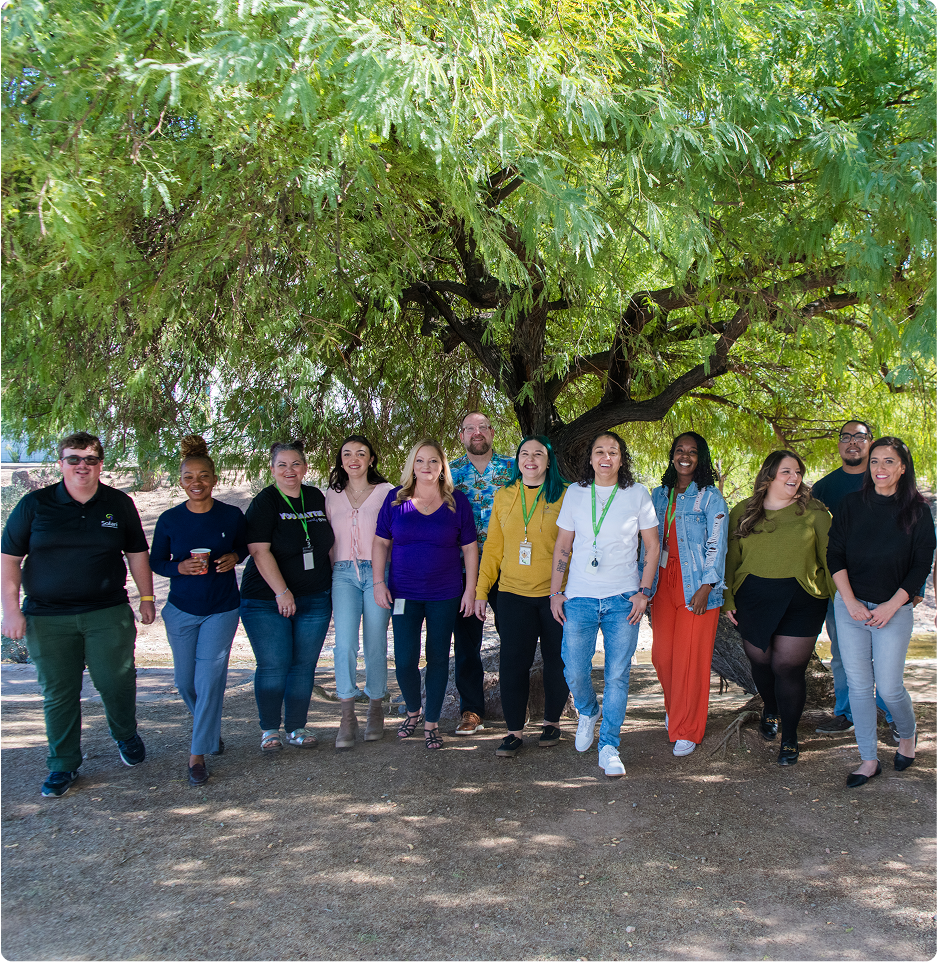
[335,698,359,750]
[455,711,484,736]
[364,699,385,741]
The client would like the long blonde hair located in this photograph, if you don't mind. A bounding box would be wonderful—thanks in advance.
[734,449,815,539]
[394,439,456,512]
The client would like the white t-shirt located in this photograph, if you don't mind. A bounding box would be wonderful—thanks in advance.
[557,482,658,599]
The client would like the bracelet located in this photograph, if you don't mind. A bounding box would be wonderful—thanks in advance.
[140,596,155,602]
[550,591,566,598]
[373,581,385,586]
[275,589,290,599]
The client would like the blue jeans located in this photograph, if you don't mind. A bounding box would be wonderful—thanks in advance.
[331,561,391,700]
[240,592,331,732]
[561,594,640,751]
[392,596,460,723]
[834,594,915,760]
[162,603,239,756]
[826,598,892,723]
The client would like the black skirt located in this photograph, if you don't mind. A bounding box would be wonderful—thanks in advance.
[734,575,828,651]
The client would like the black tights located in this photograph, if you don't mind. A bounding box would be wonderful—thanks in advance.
[743,635,817,744]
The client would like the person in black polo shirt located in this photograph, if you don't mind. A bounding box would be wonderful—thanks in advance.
[0,432,155,798]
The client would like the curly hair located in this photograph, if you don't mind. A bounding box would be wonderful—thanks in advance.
[328,435,389,491]
[734,450,816,539]
[660,432,718,491]
[180,435,215,475]
[393,439,456,512]
[863,437,927,534]
[577,431,635,489]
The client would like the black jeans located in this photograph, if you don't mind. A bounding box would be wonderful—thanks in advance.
[452,577,499,717]
[496,591,568,733]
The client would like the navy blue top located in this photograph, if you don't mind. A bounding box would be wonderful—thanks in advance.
[150,500,248,616]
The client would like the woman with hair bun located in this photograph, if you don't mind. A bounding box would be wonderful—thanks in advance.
[723,450,834,766]
[325,435,394,749]
[829,437,936,787]
[643,432,728,757]
[150,436,248,785]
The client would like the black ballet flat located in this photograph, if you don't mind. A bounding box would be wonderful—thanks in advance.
[894,729,918,771]
[846,761,881,788]
[777,741,799,765]
[759,713,780,741]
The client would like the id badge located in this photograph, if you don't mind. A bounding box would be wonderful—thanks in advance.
[303,549,315,571]
[393,598,406,615]
[518,541,532,566]
[660,548,669,569]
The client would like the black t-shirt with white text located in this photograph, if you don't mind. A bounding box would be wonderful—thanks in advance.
[240,484,334,599]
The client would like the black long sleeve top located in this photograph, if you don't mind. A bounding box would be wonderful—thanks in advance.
[827,491,935,604]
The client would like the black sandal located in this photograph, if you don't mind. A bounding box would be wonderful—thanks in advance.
[424,728,444,750]
[397,712,423,739]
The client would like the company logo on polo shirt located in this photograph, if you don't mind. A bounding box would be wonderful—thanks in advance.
[101,513,119,528]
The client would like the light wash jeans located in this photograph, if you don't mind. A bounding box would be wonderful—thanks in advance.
[162,603,239,756]
[833,593,916,761]
[826,598,891,723]
[561,594,640,752]
[331,560,391,700]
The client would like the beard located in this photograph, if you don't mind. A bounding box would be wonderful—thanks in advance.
[842,456,865,468]
[467,439,492,456]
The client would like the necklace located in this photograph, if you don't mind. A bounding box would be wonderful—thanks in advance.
[345,484,373,508]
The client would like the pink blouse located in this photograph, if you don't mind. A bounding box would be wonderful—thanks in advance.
[325,482,395,572]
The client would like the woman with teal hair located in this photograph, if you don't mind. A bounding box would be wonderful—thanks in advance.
[474,435,570,756]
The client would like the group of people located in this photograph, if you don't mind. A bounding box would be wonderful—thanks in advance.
[0,418,932,797]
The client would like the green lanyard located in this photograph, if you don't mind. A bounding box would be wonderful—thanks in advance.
[519,484,543,539]
[275,483,310,547]
[590,482,617,566]
[664,488,678,537]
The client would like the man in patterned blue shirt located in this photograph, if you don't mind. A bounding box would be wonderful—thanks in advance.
[449,412,514,735]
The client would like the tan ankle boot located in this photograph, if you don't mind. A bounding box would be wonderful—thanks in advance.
[335,698,359,750]
[364,699,385,741]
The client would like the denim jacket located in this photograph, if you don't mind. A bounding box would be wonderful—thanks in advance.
[639,482,729,610]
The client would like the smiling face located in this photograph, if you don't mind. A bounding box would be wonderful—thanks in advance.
[518,441,549,486]
[672,435,699,487]
[869,445,906,497]
[460,416,494,457]
[838,421,872,470]
[59,446,103,499]
[271,449,307,494]
[413,446,443,487]
[766,456,804,504]
[341,442,374,484]
[181,459,216,505]
[591,436,622,484]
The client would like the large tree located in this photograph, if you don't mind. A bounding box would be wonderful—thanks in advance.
[2,0,934,476]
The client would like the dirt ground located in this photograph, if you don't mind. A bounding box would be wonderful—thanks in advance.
[2,469,936,961]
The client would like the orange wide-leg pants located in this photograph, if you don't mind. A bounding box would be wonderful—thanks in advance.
[651,535,719,745]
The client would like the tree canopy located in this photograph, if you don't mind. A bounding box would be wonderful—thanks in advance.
[2,0,934,484]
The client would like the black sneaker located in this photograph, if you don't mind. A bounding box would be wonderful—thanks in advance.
[188,762,209,786]
[777,741,799,766]
[495,734,523,757]
[759,713,780,741]
[41,771,79,798]
[117,733,146,767]
[539,725,561,747]
[815,714,854,734]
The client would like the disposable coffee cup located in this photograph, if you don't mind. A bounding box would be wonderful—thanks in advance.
[191,549,211,574]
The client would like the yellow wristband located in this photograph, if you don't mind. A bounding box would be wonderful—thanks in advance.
[140,596,155,602]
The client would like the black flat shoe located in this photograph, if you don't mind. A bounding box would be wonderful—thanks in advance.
[539,726,561,747]
[759,713,780,741]
[495,734,523,757]
[188,762,209,786]
[894,752,915,772]
[210,738,224,756]
[846,761,881,787]
[777,741,799,765]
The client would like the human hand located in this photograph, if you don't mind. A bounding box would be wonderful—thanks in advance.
[277,589,296,619]
[139,600,156,625]
[627,592,649,625]
[550,594,566,625]
[374,583,393,610]
[214,552,239,574]
[1,609,26,639]
[725,609,738,626]
[689,585,712,616]
[177,557,205,576]
[845,599,873,623]
[865,602,898,629]
[474,599,488,621]
[459,588,476,617]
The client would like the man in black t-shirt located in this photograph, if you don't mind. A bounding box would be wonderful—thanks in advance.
[1,432,156,798]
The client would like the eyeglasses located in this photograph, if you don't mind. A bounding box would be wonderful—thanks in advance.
[62,455,102,465]
[461,424,492,434]
[839,433,871,443]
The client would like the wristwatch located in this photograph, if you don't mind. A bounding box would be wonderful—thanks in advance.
[639,586,653,598]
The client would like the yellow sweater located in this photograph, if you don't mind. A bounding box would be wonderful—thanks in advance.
[477,483,568,599]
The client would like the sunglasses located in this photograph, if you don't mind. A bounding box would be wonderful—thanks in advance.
[62,455,102,465]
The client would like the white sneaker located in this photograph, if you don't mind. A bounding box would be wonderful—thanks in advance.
[665,713,669,734]
[575,709,602,752]
[598,745,625,778]
[673,739,696,756]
